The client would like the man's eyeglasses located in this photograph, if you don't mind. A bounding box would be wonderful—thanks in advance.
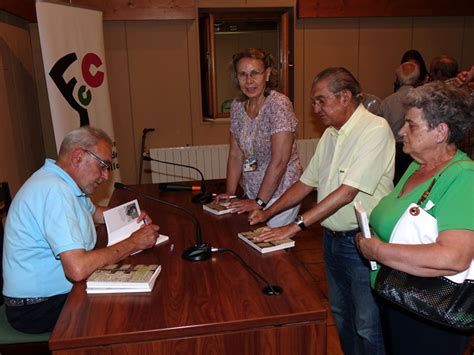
[84,150,112,171]
[311,92,340,107]
[236,70,265,81]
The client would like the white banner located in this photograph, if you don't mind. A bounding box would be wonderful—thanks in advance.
[36,0,120,204]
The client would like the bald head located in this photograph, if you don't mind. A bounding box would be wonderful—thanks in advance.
[396,61,420,87]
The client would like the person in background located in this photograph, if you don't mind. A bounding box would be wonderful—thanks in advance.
[249,67,395,355]
[429,54,459,82]
[3,126,159,334]
[215,48,302,227]
[356,82,473,355]
[380,61,420,183]
[394,49,429,91]
[453,65,474,158]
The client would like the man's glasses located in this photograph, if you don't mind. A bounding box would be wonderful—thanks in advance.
[84,150,112,171]
[311,92,340,107]
[236,70,265,81]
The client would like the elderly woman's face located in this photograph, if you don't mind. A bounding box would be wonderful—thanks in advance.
[236,58,270,99]
[399,107,439,158]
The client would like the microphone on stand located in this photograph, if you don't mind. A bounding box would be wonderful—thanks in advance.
[142,155,213,204]
[114,182,212,262]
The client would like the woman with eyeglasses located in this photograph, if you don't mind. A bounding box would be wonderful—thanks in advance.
[214,48,302,227]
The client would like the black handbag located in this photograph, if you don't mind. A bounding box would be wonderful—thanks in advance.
[374,161,474,331]
[375,265,474,330]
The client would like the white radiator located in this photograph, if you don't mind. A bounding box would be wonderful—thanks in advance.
[149,139,319,183]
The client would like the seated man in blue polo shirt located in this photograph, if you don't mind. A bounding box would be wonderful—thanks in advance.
[3,126,160,334]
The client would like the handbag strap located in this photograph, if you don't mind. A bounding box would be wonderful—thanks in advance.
[416,159,472,206]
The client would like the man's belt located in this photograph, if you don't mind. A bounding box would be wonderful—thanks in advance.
[4,296,49,307]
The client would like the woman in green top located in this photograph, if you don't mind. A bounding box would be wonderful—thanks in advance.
[357,81,474,355]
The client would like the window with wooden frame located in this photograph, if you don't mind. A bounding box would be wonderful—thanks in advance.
[199,9,293,120]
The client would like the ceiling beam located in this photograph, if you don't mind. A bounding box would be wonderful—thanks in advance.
[0,0,196,22]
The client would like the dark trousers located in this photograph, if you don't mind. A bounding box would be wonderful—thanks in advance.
[381,301,471,355]
[5,293,69,334]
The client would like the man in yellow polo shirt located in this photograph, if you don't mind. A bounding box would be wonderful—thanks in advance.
[249,67,395,355]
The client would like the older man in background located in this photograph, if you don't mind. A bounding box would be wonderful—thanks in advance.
[380,61,420,183]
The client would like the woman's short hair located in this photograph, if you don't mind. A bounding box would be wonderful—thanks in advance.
[231,48,279,100]
[404,81,473,145]
[312,67,361,105]
[59,126,112,156]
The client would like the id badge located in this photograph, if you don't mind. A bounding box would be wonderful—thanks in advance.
[243,156,258,172]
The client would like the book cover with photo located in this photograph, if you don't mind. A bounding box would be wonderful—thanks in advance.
[238,227,295,254]
[203,198,238,215]
[103,199,169,251]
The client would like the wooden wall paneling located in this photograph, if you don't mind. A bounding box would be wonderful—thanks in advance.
[302,17,359,138]
[0,16,43,194]
[412,16,465,71]
[0,0,196,21]
[196,0,245,7]
[358,17,412,100]
[298,0,474,18]
[126,20,193,154]
[0,0,35,22]
[103,21,138,184]
[460,16,474,71]
[0,22,19,190]
[9,20,44,179]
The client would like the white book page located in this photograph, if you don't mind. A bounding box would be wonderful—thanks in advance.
[354,201,377,270]
[104,199,143,246]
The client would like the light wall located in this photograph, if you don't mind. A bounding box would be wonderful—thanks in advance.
[1,6,473,193]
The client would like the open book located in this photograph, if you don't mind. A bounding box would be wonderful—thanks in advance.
[354,201,377,270]
[203,198,238,215]
[238,227,295,254]
[86,264,161,294]
[104,199,169,252]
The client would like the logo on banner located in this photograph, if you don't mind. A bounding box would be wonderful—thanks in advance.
[49,52,105,127]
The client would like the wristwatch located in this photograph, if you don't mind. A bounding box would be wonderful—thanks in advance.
[295,215,306,230]
[255,197,267,208]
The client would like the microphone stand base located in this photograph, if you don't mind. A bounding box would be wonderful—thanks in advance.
[262,285,283,296]
[182,243,212,261]
[192,193,214,204]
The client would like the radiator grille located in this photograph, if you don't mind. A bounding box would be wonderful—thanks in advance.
[149,139,318,183]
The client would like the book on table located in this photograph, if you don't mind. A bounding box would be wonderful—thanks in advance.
[103,199,169,252]
[203,198,238,215]
[86,264,161,294]
[238,227,295,254]
[353,201,377,270]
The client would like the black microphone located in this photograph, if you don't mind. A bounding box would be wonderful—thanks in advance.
[114,182,212,262]
[159,183,201,191]
[143,155,213,204]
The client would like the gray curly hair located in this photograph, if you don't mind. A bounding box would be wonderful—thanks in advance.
[403,81,473,145]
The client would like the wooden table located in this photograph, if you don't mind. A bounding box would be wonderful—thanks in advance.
[49,183,327,354]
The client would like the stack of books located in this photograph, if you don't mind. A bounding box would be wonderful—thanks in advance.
[203,198,238,215]
[238,227,295,254]
[86,264,161,294]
